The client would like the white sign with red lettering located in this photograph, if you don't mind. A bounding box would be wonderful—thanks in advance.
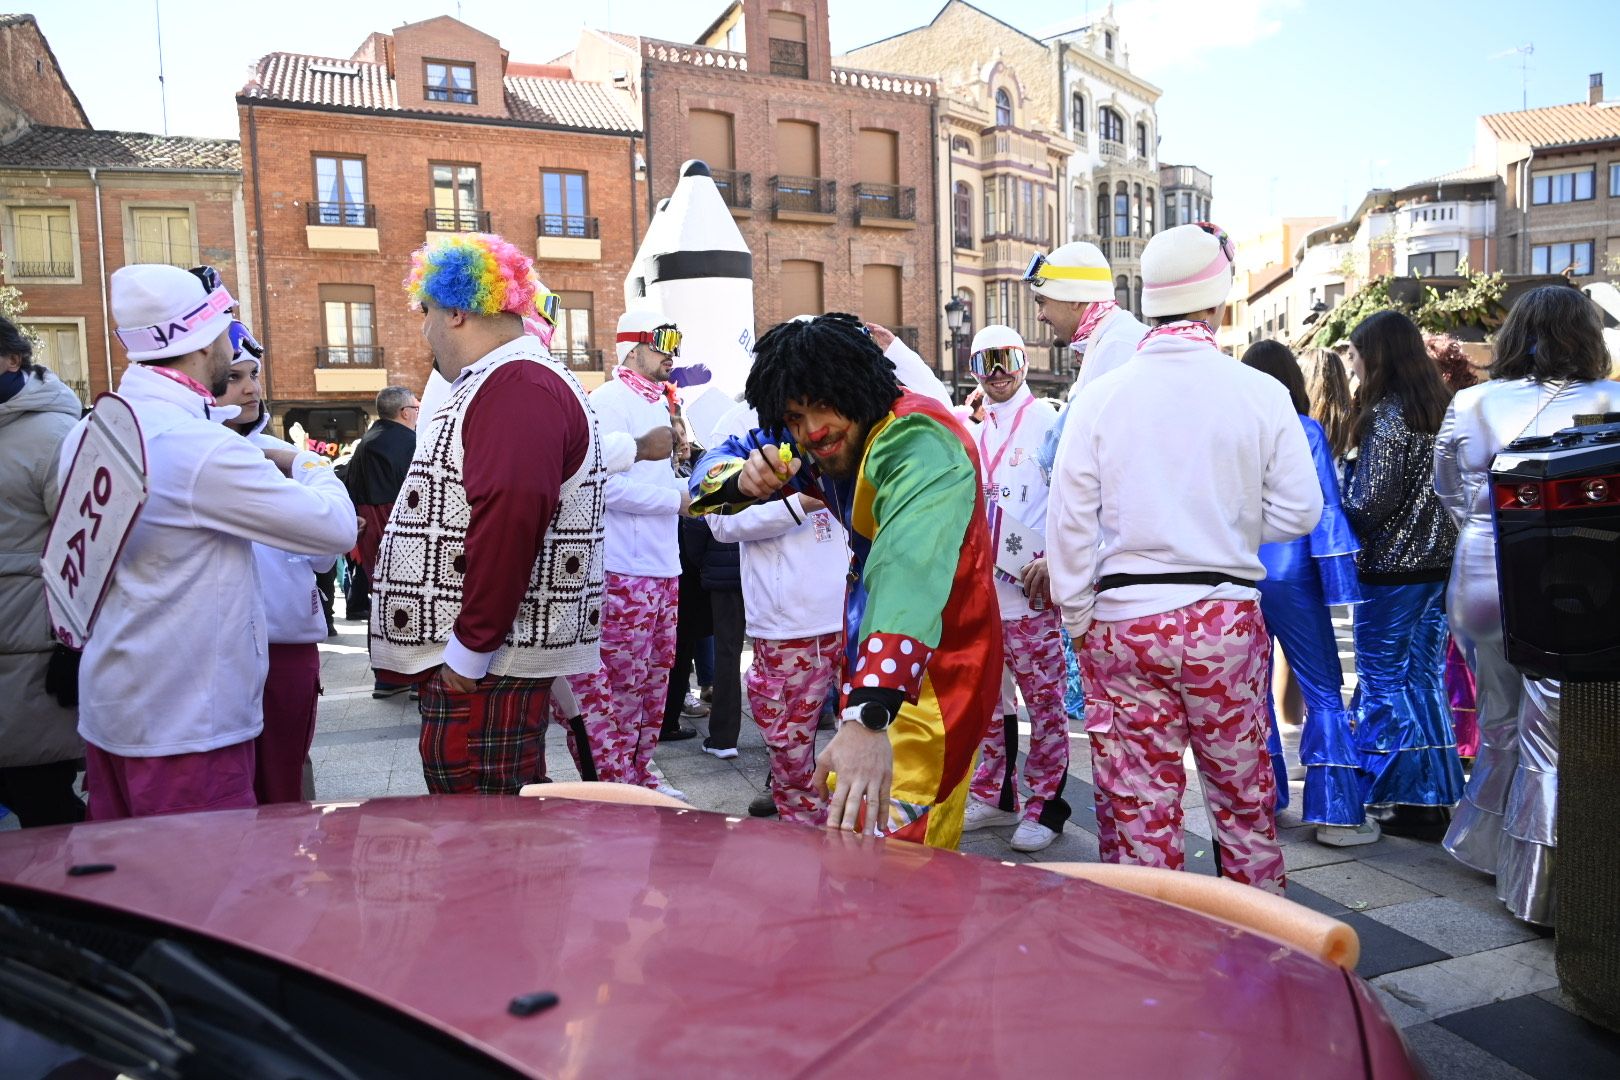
[41,393,148,650]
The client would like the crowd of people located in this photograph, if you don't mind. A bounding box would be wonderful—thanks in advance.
[0,221,1612,927]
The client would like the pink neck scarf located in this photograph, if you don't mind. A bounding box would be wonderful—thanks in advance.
[614,363,664,405]
[1139,320,1219,351]
[145,364,216,404]
[1071,300,1119,349]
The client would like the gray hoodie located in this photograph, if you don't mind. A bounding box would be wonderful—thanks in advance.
[0,369,83,767]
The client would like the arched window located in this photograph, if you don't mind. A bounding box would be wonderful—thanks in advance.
[1132,276,1143,314]
[1145,186,1155,234]
[1098,106,1124,144]
[1097,190,1110,239]
[1114,181,1129,239]
[1115,274,1130,309]
[1136,121,1149,158]
[1131,183,1143,236]
[953,181,973,249]
[1071,91,1086,133]
[951,135,973,154]
[995,88,1012,127]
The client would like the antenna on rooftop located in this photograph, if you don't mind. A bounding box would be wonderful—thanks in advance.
[154,0,169,135]
[1516,43,1534,110]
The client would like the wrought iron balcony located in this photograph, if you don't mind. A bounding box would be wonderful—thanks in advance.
[712,169,752,210]
[316,345,384,368]
[895,326,920,352]
[553,348,604,373]
[7,259,74,277]
[537,214,600,239]
[854,183,916,225]
[953,228,974,250]
[771,175,835,218]
[424,207,490,232]
[769,38,808,79]
[307,202,376,227]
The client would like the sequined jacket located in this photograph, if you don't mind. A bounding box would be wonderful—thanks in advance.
[1343,397,1458,583]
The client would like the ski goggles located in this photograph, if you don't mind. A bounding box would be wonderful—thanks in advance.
[229,320,263,361]
[1192,221,1235,264]
[1021,252,1111,288]
[969,345,1028,378]
[615,325,682,356]
[533,289,561,327]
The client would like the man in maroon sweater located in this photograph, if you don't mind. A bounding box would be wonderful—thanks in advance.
[369,235,607,794]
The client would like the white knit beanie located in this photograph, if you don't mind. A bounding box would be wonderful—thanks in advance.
[1140,223,1235,318]
[1027,241,1114,303]
[112,264,235,362]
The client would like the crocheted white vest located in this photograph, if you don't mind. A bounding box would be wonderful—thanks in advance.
[369,349,605,678]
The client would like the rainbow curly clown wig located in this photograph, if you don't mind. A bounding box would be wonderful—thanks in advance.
[404,233,545,321]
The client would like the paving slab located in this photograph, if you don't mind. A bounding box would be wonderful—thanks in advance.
[1436,995,1620,1080]
[1290,860,1438,910]
[1372,949,1560,1022]
[1340,912,1451,980]
[1400,1022,1536,1080]
[1366,897,1543,957]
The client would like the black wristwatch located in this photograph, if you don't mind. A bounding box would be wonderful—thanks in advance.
[841,702,893,732]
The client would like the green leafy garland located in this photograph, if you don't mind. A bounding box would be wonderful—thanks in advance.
[1308,268,1508,348]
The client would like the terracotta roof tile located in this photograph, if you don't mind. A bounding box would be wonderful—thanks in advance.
[240,52,638,133]
[0,125,239,170]
[1482,100,1620,148]
[504,76,637,132]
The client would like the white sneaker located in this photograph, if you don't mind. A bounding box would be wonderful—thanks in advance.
[962,799,1019,832]
[681,693,710,717]
[1315,820,1381,847]
[654,782,687,802]
[1010,820,1059,852]
[701,743,739,760]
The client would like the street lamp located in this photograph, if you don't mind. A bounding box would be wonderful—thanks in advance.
[944,296,967,403]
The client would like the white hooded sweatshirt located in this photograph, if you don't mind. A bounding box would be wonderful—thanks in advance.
[1047,332,1321,637]
[58,364,357,756]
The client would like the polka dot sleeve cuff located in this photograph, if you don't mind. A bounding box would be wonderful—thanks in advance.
[846,632,933,704]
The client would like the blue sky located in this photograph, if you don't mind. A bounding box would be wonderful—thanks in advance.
[36,0,1614,238]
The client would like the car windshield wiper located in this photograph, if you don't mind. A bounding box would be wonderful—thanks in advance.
[0,904,362,1080]
[0,905,190,1078]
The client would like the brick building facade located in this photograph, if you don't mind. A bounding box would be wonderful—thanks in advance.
[574,1,940,372]
[0,14,245,404]
[1479,74,1620,285]
[238,15,643,441]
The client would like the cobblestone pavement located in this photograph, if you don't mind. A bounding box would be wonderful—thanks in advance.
[13,601,1617,1077]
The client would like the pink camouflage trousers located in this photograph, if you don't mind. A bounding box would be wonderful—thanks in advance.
[747,633,844,824]
[970,608,1072,824]
[1081,599,1285,894]
[564,572,679,788]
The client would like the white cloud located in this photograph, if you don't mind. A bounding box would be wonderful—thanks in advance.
[1114,0,1299,76]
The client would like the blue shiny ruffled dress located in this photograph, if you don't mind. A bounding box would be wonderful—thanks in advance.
[1257,417,1365,823]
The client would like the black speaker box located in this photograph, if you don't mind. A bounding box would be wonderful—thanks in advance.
[1491,418,1620,681]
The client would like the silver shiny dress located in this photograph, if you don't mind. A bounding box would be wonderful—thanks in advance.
[1434,376,1616,925]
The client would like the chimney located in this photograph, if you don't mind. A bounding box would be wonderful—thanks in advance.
[1590,72,1604,106]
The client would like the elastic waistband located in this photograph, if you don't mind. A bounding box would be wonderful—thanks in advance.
[1096,571,1258,593]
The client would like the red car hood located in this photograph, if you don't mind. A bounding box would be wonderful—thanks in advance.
[0,797,1382,1077]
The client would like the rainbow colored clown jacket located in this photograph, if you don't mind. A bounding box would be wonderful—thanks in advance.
[690,390,1002,848]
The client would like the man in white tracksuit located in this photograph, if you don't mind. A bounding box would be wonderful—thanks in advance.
[705,401,848,823]
[573,308,691,795]
[1047,223,1321,893]
[60,264,356,820]
[954,326,1073,852]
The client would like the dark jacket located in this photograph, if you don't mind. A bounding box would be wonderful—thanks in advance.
[344,418,416,506]
[699,532,741,593]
